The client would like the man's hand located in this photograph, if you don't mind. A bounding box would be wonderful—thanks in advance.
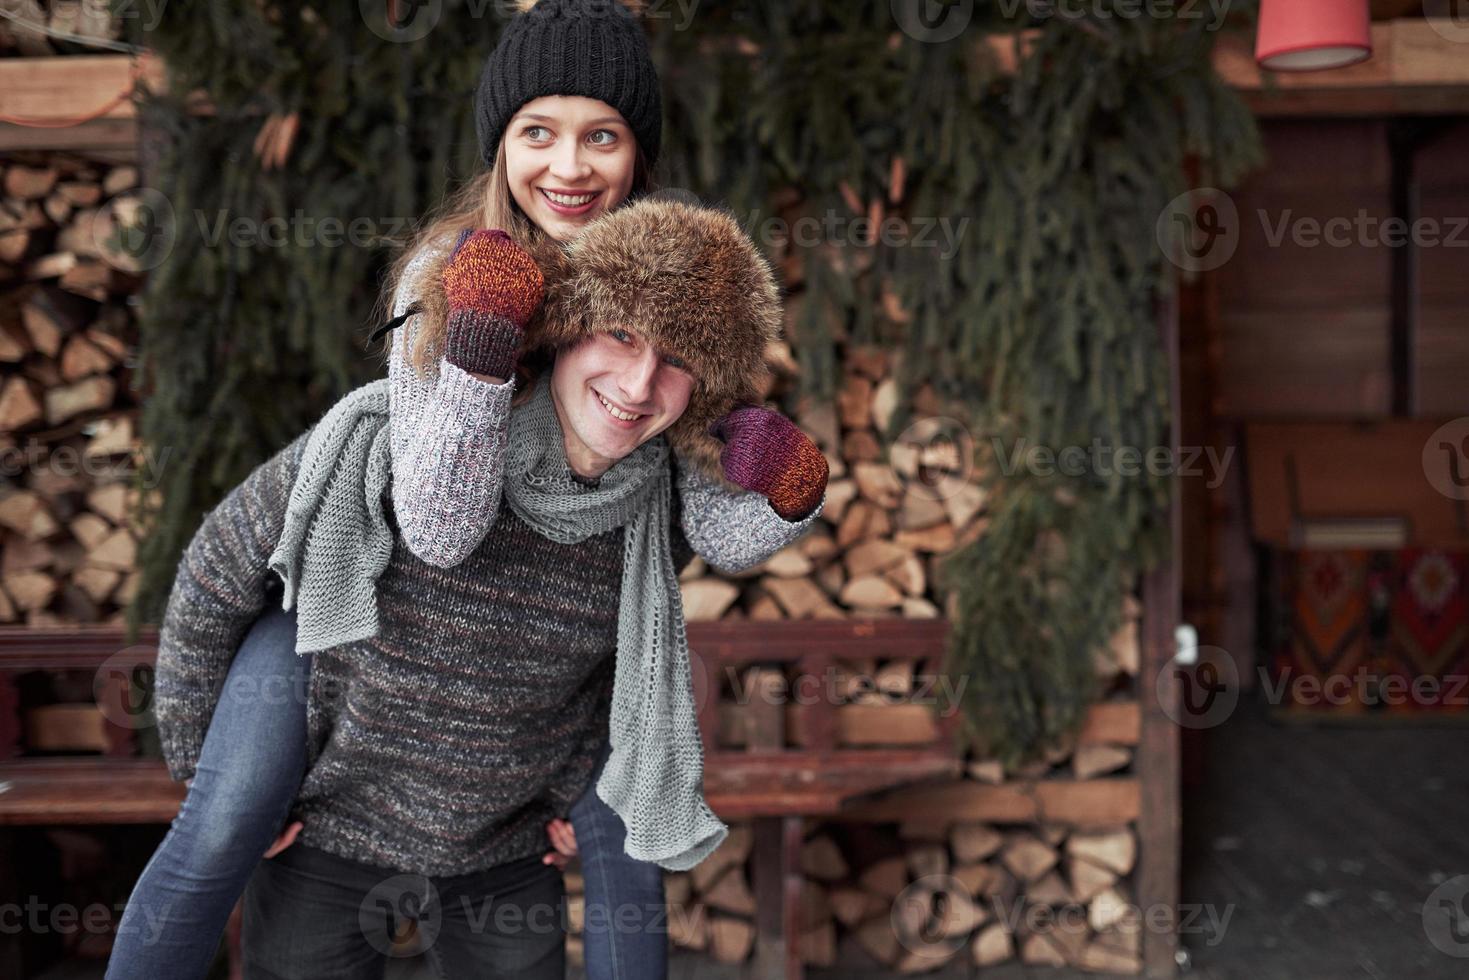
[264,821,303,859]
[543,817,578,870]
[709,405,829,521]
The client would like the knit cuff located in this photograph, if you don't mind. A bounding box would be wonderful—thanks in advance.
[444,308,523,379]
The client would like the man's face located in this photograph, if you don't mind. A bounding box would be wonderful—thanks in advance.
[549,329,697,481]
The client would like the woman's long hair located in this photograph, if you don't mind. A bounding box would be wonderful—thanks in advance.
[373,137,651,406]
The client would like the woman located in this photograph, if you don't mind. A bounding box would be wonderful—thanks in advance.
[108,1,828,976]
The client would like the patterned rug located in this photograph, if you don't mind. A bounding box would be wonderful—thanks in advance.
[1266,548,1469,720]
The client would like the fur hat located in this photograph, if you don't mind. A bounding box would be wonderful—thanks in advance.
[525,198,781,484]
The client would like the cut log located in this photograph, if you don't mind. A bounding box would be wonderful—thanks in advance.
[59,334,115,381]
[45,375,116,424]
[680,578,740,622]
[102,166,139,196]
[4,164,59,200]
[760,546,812,578]
[667,902,709,951]
[0,375,44,430]
[762,576,835,619]
[2,570,57,611]
[951,823,1003,863]
[72,565,121,604]
[840,575,903,609]
[0,490,59,541]
[87,527,136,571]
[689,823,752,892]
[871,377,899,434]
[821,478,857,525]
[998,834,1057,883]
[852,462,903,509]
[702,867,756,917]
[1067,855,1119,904]
[84,415,134,458]
[971,922,1014,966]
[800,835,848,882]
[85,483,129,524]
[837,375,873,430]
[1072,744,1132,780]
[842,428,882,462]
[858,856,909,900]
[896,485,947,530]
[1066,828,1137,875]
[893,523,956,553]
[835,501,891,549]
[844,539,908,579]
[708,915,754,963]
[901,597,939,618]
[883,554,927,597]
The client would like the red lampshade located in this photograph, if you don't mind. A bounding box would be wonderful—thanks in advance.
[1255,0,1372,71]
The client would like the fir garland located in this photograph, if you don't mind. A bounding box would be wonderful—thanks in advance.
[124,1,1263,764]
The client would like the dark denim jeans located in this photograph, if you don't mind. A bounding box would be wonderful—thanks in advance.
[107,602,311,980]
[571,738,670,980]
[241,844,564,978]
[106,600,669,979]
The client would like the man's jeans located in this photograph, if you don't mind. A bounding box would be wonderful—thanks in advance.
[242,843,565,979]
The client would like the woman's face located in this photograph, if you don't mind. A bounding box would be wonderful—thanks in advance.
[550,329,697,481]
[504,95,637,244]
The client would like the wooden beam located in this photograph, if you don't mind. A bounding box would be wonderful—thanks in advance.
[840,777,1141,827]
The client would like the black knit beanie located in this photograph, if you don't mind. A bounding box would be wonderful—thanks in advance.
[474,0,663,170]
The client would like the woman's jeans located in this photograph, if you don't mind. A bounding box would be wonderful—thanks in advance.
[106,602,310,980]
[106,600,669,979]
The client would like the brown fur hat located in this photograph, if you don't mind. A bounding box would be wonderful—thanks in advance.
[525,198,781,485]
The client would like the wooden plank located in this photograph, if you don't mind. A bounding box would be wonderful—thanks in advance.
[0,765,183,825]
[0,54,168,122]
[1139,275,1183,980]
[839,778,1141,826]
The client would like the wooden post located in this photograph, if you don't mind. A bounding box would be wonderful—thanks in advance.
[748,815,804,980]
[1139,286,1182,978]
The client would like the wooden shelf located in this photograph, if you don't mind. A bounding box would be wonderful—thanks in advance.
[1213,19,1469,116]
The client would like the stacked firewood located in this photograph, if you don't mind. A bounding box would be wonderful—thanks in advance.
[679,340,989,624]
[558,818,1142,974]
[0,0,121,55]
[0,152,152,626]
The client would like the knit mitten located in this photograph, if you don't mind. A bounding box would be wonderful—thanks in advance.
[440,228,545,379]
[710,406,829,521]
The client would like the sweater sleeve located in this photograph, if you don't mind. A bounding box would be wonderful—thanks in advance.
[153,429,311,782]
[675,451,825,574]
[387,233,518,569]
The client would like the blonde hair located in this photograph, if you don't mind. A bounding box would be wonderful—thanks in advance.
[373,136,650,407]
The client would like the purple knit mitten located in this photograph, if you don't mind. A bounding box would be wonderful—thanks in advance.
[440,228,545,378]
[710,406,829,521]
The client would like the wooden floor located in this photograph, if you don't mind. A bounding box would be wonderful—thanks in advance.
[1179,690,1469,980]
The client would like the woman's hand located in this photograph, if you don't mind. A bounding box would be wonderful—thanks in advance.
[264,821,303,859]
[710,406,829,521]
[543,817,578,870]
[440,229,545,381]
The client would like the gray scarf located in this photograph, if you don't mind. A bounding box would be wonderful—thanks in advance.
[268,374,728,871]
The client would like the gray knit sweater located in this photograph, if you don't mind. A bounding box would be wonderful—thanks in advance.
[151,237,823,875]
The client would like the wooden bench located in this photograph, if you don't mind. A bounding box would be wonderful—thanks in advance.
[0,619,964,978]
